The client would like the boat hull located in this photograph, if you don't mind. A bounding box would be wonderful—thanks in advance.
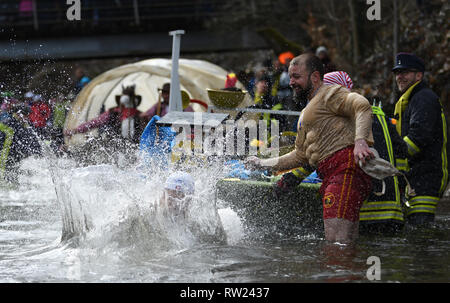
[216,179,323,236]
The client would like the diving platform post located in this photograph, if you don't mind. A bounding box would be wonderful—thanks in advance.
[158,30,230,156]
[168,29,185,113]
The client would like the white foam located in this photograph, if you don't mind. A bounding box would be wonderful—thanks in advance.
[218,207,244,245]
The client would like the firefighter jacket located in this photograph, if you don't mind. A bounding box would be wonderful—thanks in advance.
[359,106,408,224]
[394,80,448,216]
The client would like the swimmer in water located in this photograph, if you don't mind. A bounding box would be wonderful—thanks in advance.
[156,171,227,244]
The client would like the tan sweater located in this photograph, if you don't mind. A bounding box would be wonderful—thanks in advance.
[263,84,373,171]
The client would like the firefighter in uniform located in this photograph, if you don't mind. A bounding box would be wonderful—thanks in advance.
[359,104,408,234]
[391,53,448,226]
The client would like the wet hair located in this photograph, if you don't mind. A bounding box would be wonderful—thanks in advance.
[290,53,325,80]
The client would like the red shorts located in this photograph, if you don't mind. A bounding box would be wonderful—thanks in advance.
[317,146,372,222]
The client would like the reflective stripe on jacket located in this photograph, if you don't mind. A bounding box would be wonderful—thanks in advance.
[0,122,14,180]
[360,106,405,223]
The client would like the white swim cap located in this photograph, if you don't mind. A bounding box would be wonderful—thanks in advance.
[164,172,195,195]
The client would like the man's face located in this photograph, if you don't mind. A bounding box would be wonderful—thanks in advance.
[159,88,170,103]
[120,94,134,108]
[75,68,83,79]
[162,90,169,103]
[164,189,190,217]
[394,69,422,93]
[255,80,269,95]
[317,51,327,61]
[289,63,313,100]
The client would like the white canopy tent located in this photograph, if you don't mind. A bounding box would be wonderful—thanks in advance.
[64,58,253,147]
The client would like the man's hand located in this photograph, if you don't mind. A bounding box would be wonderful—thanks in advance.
[354,139,375,165]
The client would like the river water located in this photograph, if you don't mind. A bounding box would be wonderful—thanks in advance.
[0,156,449,283]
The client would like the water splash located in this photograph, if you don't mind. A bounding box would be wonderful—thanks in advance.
[48,154,234,256]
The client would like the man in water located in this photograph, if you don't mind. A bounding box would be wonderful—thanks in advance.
[158,171,196,220]
[96,171,226,249]
[246,53,375,243]
[157,172,227,244]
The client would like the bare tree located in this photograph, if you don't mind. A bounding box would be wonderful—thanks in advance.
[392,0,399,104]
[348,0,360,73]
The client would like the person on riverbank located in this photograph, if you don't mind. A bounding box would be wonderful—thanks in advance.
[73,67,91,95]
[0,96,41,182]
[49,94,71,154]
[252,73,291,134]
[246,53,375,243]
[28,94,52,141]
[140,83,171,122]
[64,84,146,145]
[276,52,295,100]
[391,52,448,226]
[315,46,337,74]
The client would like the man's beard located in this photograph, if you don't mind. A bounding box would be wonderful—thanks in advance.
[293,78,313,102]
[397,80,414,94]
[292,92,308,110]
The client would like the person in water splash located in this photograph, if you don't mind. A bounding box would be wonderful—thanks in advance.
[159,171,196,220]
[157,171,227,244]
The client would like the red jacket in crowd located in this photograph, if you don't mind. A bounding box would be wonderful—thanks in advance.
[29,101,51,128]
